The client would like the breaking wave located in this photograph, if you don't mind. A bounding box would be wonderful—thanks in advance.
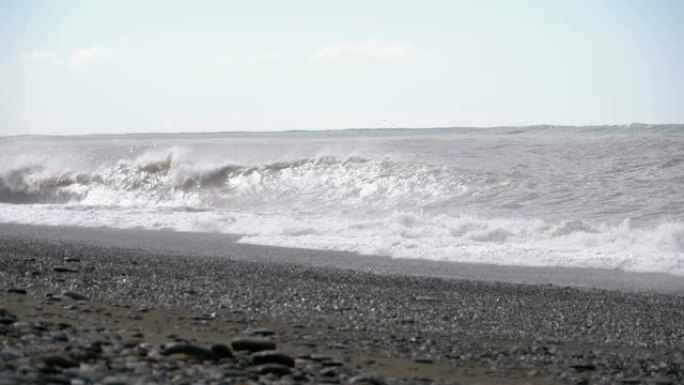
[1,128,683,275]
[0,152,480,210]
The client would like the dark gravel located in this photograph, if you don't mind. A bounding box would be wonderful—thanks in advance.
[1,224,683,384]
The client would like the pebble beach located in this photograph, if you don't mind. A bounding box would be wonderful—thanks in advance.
[1,223,683,385]
[5,1,684,383]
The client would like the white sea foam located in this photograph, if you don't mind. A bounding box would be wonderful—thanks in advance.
[1,126,683,274]
[0,203,682,274]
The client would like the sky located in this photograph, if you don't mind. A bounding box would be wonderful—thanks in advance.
[1,0,683,135]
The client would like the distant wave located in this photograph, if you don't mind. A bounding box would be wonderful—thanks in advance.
[1,123,682,141]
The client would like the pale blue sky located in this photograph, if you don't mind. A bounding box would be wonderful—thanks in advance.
[1,0,683,135]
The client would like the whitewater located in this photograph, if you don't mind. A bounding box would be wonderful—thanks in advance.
[1,125,683,275]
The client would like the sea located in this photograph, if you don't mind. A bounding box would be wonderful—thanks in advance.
[1,124,683,275]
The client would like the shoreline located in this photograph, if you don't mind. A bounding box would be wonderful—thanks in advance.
[1,222,684,384]
[0,222,682,294]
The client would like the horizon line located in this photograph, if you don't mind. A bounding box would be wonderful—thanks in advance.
[1,122,682,139]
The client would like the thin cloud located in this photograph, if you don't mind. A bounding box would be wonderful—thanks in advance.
[17,51,58,61]
[309,41,413,64]
[70,47,114,64]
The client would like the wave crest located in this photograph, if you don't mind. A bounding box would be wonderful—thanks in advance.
[0,152,473,209]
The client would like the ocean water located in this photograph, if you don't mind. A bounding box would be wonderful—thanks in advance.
[1,125,683,275]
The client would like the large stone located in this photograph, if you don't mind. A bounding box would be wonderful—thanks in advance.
[210,343,233,358]
[62,291,88,301]
[40,354,78,368]
[251,350,295,367]
[230,337,276,352]
[160,343,216,360]
[0,318,16,326]
[0,309,17,325]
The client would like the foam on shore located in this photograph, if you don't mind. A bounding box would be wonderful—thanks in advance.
[1,223,682,294]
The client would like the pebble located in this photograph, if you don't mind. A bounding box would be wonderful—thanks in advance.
[100,375,131,385]
[415,296,438,302]
[39,374,71,384]
[321,360,344,367]
[414,357,434,364]
[245,327,276,337]
[570,362,596,371]
[619,378,643,384]
[223,369,257,380]
[253,363,293,376]
[351,374,388,385]
[310,354,333,362]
